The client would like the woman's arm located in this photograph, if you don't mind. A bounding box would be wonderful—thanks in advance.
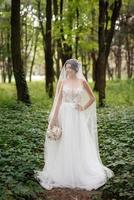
[82,79,96,110]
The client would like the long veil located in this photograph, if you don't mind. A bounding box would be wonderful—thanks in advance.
[47,58,114,179]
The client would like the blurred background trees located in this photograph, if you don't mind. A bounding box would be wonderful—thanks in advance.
[0,0,133,106]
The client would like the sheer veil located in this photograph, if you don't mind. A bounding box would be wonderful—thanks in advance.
[47,58,114,179]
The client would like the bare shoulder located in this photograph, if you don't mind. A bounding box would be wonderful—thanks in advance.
[80,79,93,91]
[80,79,95,99]
[79,78,86,86]
[82,79,91,86]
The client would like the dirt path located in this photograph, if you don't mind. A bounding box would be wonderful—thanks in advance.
[39,188,102,200]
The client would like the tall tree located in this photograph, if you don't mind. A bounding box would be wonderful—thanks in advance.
[75,6,79,59]
[11,0,31,104]
[45,0,54,97]
[29,29,39,82]
[7,29,12,83]
[95,0,122,106]
[58,0,73,65]
[53,0,61,79]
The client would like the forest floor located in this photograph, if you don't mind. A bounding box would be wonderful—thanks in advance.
[38,188,102,200]
[0,80,133,200]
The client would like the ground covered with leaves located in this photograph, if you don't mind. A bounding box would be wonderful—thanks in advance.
[0,80,133,200]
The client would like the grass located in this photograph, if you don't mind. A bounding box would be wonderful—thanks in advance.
[105,79,134,106]
[0,79,134,200]
[0,79,133,107]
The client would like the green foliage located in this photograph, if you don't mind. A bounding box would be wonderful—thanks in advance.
[0,80,133,199]
[0,82,51,199]
[97,106,134,200]
[106,79,134,106]
[0,95,50,199]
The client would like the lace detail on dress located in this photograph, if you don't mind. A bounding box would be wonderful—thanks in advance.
[62,85,84,104]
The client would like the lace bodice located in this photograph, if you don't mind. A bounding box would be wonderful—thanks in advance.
[62,84,84,104]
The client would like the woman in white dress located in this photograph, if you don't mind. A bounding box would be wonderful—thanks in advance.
[34,58,114,190]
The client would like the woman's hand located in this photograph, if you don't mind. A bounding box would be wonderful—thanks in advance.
[75,104,84,111]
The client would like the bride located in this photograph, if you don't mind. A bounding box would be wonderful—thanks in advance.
[34,58,114,190]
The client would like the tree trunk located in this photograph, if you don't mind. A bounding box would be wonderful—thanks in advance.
[45,0,54,97]
[91,51,97,88]
[1,32,6,83]
[96,0,122,106]
[75,7,79,59]
[11,0,31,105]
[130,47,134,78]
[60,0,72,65]
[29,30,39,82]
[91,9,97,90]
[7,30,12,83]
[114,45,122,79]
[53,0,61,80]
[107,61,114,80]
[126,35,133,79]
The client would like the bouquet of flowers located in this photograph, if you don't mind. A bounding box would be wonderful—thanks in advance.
[46,125,62,140]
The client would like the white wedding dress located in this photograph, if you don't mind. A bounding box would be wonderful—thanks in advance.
[34,84,114,190]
